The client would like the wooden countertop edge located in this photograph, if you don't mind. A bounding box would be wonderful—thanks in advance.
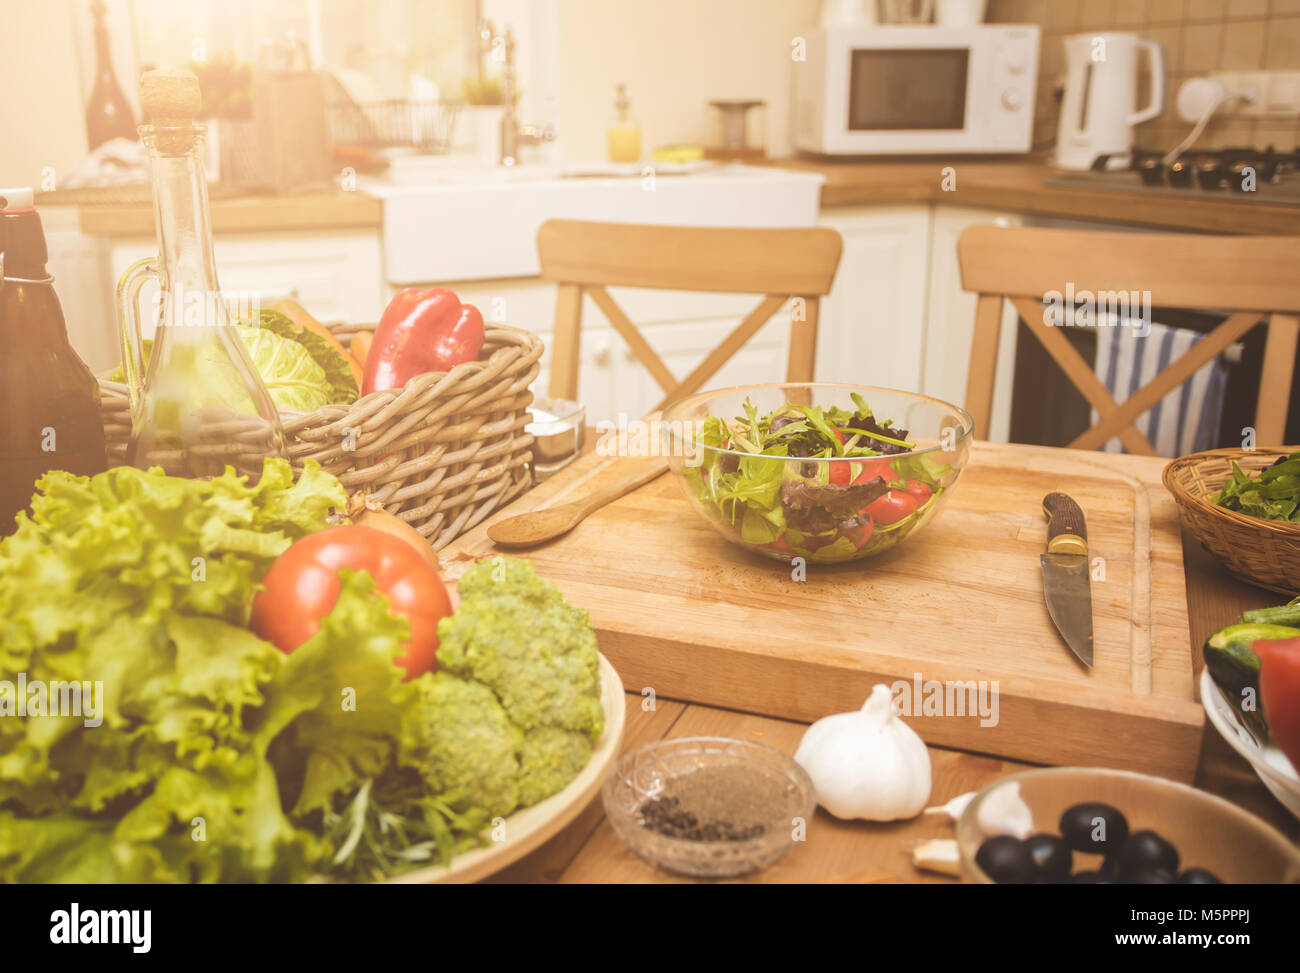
[56,160,1298,237]
[69,191,383,237]
[819,180,1300,234]
[776,157,1300,235]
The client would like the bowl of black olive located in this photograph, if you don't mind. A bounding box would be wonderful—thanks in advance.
[955,767,1300,884]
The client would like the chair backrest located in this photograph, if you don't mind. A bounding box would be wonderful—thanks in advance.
[537,219,843,412]
[957,225,1300,453]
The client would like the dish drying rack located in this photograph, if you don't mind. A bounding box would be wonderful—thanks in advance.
[327,99,461,155]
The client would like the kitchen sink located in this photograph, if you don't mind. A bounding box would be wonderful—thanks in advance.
[358,161,824,283]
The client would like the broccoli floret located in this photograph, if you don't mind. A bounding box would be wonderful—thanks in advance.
[517,727,593,807]
[402,672,522,818]
[437,557,604,742]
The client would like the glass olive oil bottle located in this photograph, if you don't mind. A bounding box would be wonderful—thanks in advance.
[0,189,108,534]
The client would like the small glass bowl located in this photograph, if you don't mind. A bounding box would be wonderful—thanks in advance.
[601,736,815,879]
[527,396,585,479]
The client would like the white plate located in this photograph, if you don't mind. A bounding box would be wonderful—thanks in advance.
[387,653,626,883]
[1200,669,1300,820]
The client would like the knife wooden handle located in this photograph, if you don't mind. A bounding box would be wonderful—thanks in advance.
[1043,492,1088,556]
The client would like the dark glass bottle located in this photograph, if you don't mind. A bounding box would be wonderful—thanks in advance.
[0,189,109,534]
[85,0,136,149]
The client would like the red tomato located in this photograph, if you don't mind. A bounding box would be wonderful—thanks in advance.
[903,479,933,506]
[851,458,895,487]
[864,490,919,527]
[250,525,452,680]
[828,460,852,487]
[1253,637,1300,775]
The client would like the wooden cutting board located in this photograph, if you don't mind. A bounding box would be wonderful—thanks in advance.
[445,440,1204,782]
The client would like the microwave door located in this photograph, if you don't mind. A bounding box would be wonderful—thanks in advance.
[848,48,970,132]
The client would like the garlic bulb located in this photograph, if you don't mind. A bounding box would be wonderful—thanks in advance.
[794,684,932,821]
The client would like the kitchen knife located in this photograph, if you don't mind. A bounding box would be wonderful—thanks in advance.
[1040,492,1094,668]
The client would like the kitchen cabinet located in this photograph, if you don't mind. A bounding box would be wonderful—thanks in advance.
[109,228,385,334]
[814,205,932,392]
[923,205,1024,444]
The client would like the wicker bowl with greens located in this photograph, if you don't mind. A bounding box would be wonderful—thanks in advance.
[662,383,973,565]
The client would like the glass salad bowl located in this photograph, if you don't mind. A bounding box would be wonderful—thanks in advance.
[661,383,973,564]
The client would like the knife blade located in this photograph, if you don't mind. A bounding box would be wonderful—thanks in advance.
[1040,492,1094,668]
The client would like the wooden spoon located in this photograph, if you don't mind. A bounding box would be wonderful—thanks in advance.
[488,459,669,548]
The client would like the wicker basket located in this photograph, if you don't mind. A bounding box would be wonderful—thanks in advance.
[1162,447,1300,596]
[100,323,543,550]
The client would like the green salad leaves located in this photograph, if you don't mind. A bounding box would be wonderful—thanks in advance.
[1213,452,1300,523]
[684,396,952,564]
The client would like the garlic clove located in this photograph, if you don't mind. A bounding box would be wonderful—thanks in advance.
[912,838,962,876]
[975,780,1034,839]
[923,791,975,821]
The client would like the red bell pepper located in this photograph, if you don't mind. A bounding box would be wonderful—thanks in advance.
[362,287,485,395]
[1254,636,1300,774]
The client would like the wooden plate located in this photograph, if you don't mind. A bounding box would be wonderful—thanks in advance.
[388,653,625,884]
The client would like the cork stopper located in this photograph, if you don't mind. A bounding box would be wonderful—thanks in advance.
[139,69,202,126]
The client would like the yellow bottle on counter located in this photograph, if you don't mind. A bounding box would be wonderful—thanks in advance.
[607,83,641,163]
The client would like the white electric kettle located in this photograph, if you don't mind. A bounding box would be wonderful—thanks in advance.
[1055,32,1164,170]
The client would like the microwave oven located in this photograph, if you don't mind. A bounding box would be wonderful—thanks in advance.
[792,25,1040,155]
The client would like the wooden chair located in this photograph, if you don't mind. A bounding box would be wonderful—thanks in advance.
[958,225,1299,452]
[537,219,843,410]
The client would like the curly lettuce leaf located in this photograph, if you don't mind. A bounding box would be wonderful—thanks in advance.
[0,459,356,883]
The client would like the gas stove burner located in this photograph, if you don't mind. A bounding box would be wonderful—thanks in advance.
[1121,146,1300,192]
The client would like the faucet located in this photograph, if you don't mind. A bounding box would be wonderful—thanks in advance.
[498,27,555,166]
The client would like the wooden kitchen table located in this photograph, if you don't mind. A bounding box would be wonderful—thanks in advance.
[479,443,1299,884]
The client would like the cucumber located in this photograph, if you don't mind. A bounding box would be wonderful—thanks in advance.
[1239,597,1300,628]
[1203,622,1300,741]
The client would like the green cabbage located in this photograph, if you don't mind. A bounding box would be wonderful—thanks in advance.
[235,326,331,413]
[111,326,335,413]
[252,309,359,405]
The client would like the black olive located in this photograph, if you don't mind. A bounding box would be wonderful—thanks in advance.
[1127,867,1176,884]
[1068,870,1109,883]
[1059,802,1129,856]
[1177,867,1222,885]
[1024,833,1073,883]
[1117,830,1180,880]
[975,835,1036,884]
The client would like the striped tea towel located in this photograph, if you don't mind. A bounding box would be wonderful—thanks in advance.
[1092,319,1229,457]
